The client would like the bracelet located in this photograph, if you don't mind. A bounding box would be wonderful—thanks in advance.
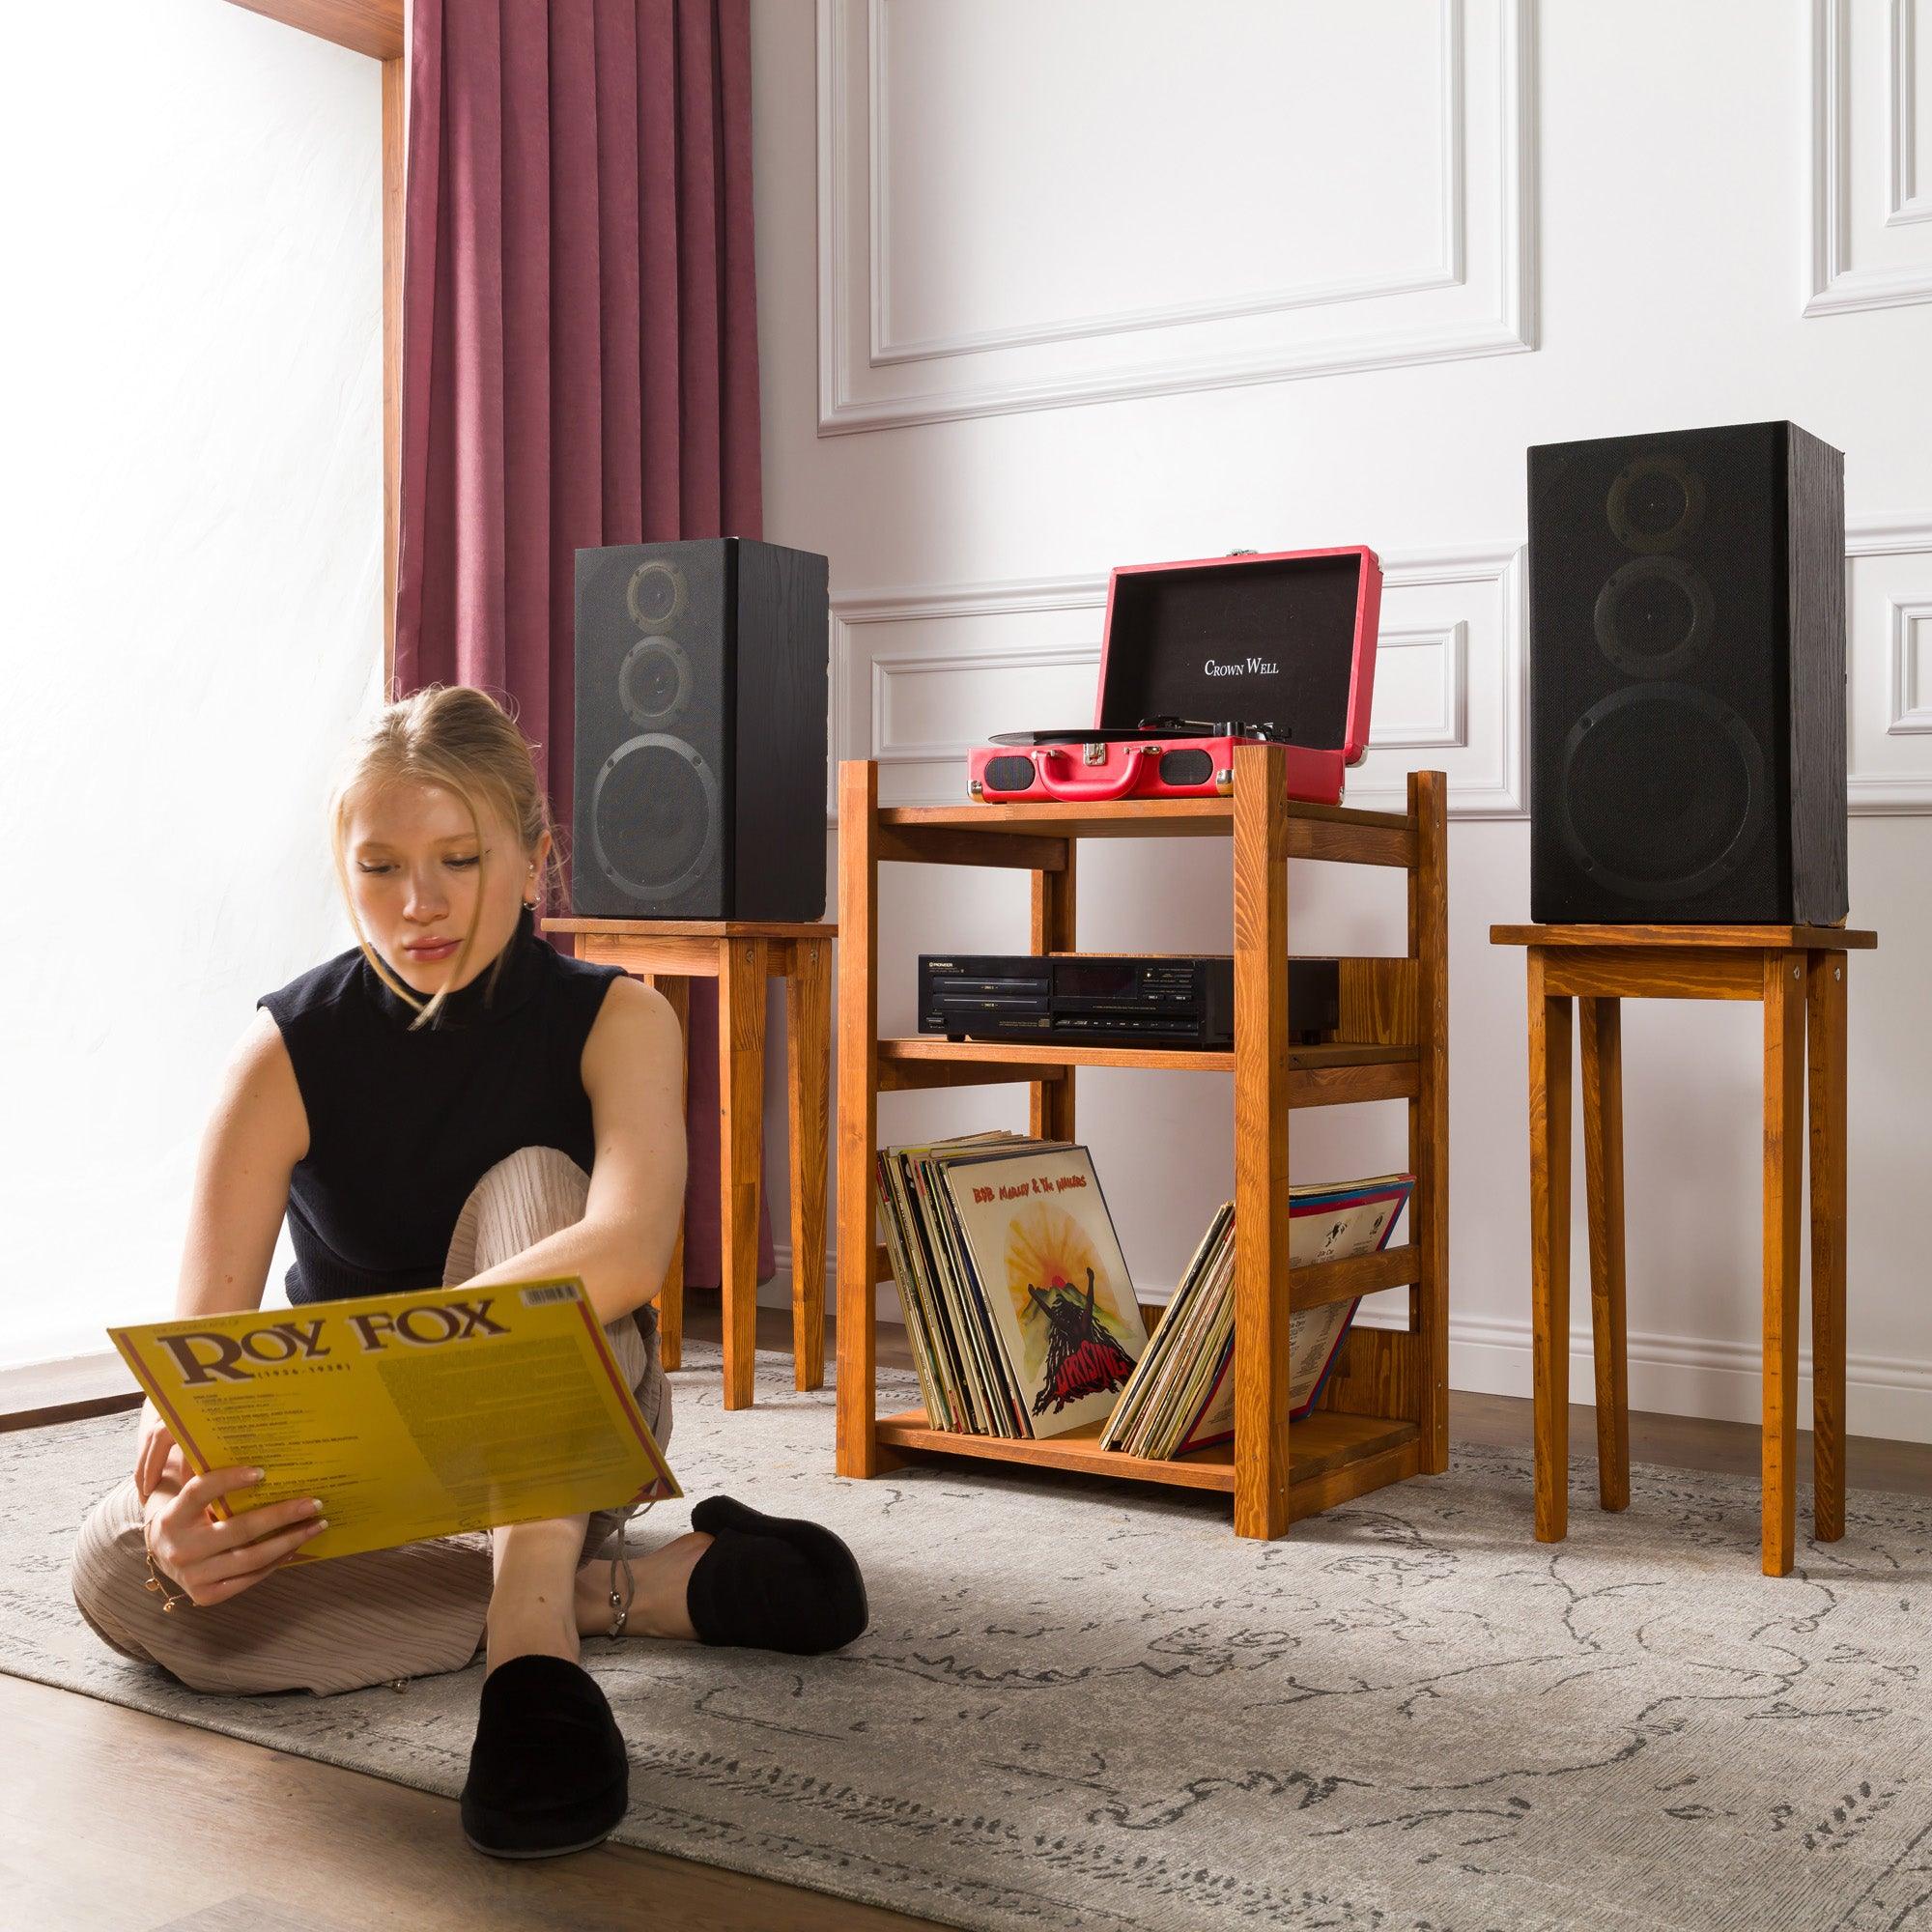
[141,1524,191,1614]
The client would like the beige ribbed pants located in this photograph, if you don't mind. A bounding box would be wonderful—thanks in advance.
[70,1147,673,1696]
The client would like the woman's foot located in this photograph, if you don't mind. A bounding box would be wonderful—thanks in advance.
[461,1655,629,1859]
[683,1495,869,1656]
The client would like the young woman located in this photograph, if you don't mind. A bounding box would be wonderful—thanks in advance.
[70,685,867,1860]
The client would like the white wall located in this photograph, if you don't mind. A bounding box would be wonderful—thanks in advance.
[0,2,382,1366]
[751,0,1932,1438]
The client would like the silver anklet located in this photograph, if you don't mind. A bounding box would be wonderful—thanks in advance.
[606,1501,653,1641]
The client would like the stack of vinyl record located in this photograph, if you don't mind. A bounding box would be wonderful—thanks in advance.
[1100,1175,1414,1461]
[875,1131,1150,1441]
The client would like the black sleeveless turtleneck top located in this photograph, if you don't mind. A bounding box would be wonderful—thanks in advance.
[257,910,624,1304]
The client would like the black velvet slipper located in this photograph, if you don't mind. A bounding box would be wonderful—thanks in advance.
[684,1493,869,1656]
[459,1654,629,1859]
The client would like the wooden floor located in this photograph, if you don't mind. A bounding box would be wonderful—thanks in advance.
[7,1302,1929,1932]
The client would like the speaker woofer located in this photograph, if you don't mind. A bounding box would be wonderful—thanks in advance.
[1591,554,1715,679]
[1557,684,1766,902]
[625,559,688,633]
[1606,452,1706,553]
[591,735,721,902]
[618,636,693,727]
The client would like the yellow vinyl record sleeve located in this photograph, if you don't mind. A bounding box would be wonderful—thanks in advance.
[109,1277,679,1562]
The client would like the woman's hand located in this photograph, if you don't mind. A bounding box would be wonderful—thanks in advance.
[133,1400,185,1502]
[141,1466,329,1607]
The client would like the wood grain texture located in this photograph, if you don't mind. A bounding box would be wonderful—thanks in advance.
[1030,844,1077,1144]
[1314,1324,1420,1423]
[785,938,831,1393]
[1292,1242,1423,1311]
[716,939,766,1411]
[552,917,835,945]
[1762,952,1805,1576]
[870,1406,1414,1502]
[1492,923,1876,951]
[876,825,1069,872]
[876,1037,1413,1077]
[1409,770,1449,1471]
[1528,950,1574,1543]
[0,1672,944,1932]
[1287,816,1415,868]
[1786,426,1850,924]
[879,797,1407,839]
[876,1057,1072,1094]
[0,1354,141,1434]
[1578,997,1630,1511]
[875,1410,1234,1493]
[1336,955,1418,1047]
[1808,950,1849,1543]
[1541,948,1763,1000]
[644,974,690,1372]
[836,763,881,1477]
[1232,745,1291,1539]
[381,53,402,688]
[1287,1435,1423,1520]
[225,0,403,60]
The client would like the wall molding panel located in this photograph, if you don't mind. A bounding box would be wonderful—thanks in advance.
[1887,596,1932,733]
[1889,0,1932,224]
[1807,0,1932,314]
[1848,514,1932,810]
[816,0,1537,433]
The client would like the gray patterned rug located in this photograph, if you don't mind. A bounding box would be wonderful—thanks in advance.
[5,1345,1931,1932]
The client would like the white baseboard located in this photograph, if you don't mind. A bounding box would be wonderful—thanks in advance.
[1357,1308,1932,1446]
[762,1246,1932,1447]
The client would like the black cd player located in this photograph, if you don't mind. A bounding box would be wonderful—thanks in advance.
[917,954,1341,1051]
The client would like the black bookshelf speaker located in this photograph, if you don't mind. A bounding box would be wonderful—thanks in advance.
[572,538,829,920]
[1527,420,1847,924]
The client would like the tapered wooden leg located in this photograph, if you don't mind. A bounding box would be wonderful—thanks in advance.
[1529,950,1574,1544]
[837,762,882,1477]
[718,938,767,1411]
[1232,745,1291,1541]
[1762,951,1805,1576]
[1806,951,1848,1545]
[785,939,831,1392]
[645,974,689,1371]
[1578,996,1630,1512]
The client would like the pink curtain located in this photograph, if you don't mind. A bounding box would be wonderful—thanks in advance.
[395,0,773,1288]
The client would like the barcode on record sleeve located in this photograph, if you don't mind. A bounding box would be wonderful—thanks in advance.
[520,1283,581,1306]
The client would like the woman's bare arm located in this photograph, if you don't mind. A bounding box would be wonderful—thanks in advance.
[457,977,686,1325]
[136,1009,308,1497]
[172,1009,309,1320]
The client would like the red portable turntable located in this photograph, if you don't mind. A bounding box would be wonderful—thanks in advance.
[968,544,1382,807]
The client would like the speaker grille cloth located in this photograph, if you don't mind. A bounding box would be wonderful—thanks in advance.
[1158,748,1214,786]
[593,740,717,896]
[984,755,1037,792]
[1560,688,1763,898]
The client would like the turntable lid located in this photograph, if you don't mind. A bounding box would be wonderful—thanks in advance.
[1094,546,1380,763]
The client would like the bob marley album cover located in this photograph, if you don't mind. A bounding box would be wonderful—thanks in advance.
[932,1142,1151,1439]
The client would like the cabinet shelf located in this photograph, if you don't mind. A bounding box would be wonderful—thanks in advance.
[836,745,1449,1540]
[872,1408,1421,1509]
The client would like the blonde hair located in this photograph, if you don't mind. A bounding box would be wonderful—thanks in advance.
[329,685,559,1030]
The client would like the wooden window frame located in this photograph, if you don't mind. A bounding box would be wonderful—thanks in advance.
[227,0,406,690]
